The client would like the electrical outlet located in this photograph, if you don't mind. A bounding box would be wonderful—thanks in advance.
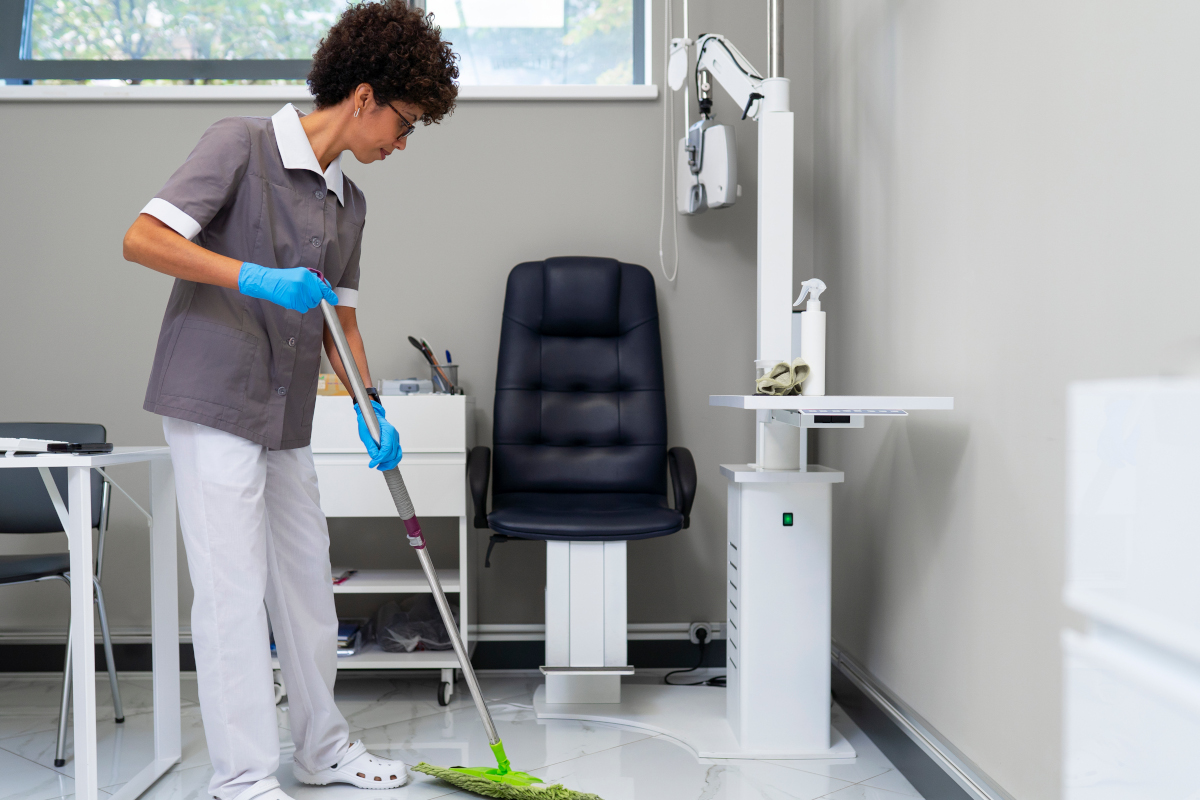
[689,622,714,644]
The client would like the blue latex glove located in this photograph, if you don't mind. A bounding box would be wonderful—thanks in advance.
[238,263,338,313]
[355,399,402,470]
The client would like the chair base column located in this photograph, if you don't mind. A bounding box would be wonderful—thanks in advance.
[543,540,629,704]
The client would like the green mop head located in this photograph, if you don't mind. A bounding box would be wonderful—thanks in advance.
[412,741,603,800]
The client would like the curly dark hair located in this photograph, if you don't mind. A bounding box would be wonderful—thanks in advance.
[308,0,459,123]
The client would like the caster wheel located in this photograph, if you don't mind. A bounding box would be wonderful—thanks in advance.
[438,681,452,706]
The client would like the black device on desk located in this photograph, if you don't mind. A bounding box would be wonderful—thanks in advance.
[46,442,113,454]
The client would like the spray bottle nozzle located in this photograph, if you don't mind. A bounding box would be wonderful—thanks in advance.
[793,278,827,311]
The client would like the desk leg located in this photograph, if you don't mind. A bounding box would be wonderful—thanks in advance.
[67,467,98,799]
[150,459,181,765]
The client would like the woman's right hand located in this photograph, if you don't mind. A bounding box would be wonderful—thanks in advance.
[238,264,339,312]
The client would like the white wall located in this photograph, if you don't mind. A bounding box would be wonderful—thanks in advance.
[0,2,815,639]
[815,2,1200,798]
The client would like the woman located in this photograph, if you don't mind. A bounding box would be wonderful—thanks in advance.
[122,4,458,799]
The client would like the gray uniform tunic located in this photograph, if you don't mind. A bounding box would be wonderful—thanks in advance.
[141,106,365,450]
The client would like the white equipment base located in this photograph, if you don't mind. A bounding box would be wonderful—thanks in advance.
[534,683,855,759]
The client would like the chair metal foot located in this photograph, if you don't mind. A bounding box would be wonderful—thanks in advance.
[55,623,72,769]
[93,576,124,722]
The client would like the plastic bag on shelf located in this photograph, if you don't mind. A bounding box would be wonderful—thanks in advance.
[374,594,459,653]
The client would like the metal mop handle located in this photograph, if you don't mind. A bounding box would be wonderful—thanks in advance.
[319,300,503,748]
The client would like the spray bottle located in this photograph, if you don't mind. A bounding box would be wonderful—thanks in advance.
[793,279,826,396]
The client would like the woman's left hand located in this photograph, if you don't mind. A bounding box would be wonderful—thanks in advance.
[355,399,402,470]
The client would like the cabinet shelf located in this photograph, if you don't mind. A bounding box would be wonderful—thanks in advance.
[273,641,470,671]
[332,568,459,594]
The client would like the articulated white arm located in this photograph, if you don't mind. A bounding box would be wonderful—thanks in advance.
[694,34,765,121]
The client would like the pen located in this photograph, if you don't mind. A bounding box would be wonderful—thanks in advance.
[333,570,357,586]
[445,350,452,364]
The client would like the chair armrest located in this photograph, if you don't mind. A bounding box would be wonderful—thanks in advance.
[668,447,697,529]
[467,446,491,529]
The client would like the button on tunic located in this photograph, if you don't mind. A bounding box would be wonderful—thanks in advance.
[141,104,366,449]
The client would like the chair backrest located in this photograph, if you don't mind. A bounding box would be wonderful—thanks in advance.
[493,257,668,497]
[0,422,106,533]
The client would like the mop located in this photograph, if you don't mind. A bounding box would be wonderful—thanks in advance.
[319,301,603,800]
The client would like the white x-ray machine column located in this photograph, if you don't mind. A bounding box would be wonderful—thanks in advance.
[535,1,951,759]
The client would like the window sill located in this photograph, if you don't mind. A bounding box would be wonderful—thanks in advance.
[0,83,658,102]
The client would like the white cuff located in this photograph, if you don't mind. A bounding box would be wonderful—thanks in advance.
[334,287,359,308]
[141,198,201,240]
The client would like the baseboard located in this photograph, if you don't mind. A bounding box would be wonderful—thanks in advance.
[0,643,197,672]
[0,639,724,673]
[832,643,1015,800]
[0,622,725,646]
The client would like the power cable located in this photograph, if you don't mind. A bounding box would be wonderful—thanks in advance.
[664,628,725,687]
[657,0,679,282]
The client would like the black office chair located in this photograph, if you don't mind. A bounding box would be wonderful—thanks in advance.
[0,422,124,767]
[470,256,697,549]
[468,257,696,701]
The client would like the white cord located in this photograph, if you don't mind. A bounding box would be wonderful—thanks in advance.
[657,0,679,282]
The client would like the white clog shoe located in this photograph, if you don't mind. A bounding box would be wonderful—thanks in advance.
[293,740,410,790]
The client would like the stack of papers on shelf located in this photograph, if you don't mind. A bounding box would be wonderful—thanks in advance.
[337,621,362,657]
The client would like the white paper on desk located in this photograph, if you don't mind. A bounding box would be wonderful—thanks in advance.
[0,437,69,452]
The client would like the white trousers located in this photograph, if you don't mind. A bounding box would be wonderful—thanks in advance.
[163,418,349,800]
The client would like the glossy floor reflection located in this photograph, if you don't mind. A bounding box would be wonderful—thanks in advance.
[0,672,925,800]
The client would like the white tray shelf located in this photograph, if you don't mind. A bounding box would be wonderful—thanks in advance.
[709,395,954,412]
[720,464,845,484]
[332,568,459,594]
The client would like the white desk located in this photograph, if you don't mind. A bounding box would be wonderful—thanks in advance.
[0,447,177,800]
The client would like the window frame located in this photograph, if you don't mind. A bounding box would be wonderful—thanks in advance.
[1,0,648,86]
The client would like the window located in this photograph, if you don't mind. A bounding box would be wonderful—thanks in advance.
[0,0,646,85]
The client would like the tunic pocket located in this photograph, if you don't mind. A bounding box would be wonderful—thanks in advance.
[159,319,260,419]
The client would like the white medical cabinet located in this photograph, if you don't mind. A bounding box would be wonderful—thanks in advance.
[272,393,476,705]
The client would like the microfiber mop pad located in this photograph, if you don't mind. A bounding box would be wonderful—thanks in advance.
[413,762,602,800]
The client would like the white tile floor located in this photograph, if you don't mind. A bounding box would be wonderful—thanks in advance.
[0,672,925,800]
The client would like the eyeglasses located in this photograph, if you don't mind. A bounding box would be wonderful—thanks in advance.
[386,102,417,140]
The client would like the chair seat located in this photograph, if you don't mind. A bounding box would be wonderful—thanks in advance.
[0,553,70,585]
[488,493,683,541]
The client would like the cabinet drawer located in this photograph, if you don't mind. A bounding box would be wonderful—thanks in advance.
[312,395,474,453]
[316,456,465,517]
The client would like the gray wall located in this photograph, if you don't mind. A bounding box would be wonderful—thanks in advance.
[814,2,1200,798]
[0,2,815,635]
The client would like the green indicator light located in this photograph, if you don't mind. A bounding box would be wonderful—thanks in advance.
[782,512,794,526]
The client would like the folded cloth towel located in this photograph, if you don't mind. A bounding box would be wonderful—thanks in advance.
[754,358,811,396]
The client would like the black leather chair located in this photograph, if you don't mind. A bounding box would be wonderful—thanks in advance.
[468,256,697,559]
[0,422,124,767]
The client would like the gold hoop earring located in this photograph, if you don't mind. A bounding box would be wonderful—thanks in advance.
[353,107,360,118]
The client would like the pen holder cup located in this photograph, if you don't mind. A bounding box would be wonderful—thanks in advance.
[431,364,458,394]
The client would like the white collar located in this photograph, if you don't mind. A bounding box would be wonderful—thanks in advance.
[271,103,345,206]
